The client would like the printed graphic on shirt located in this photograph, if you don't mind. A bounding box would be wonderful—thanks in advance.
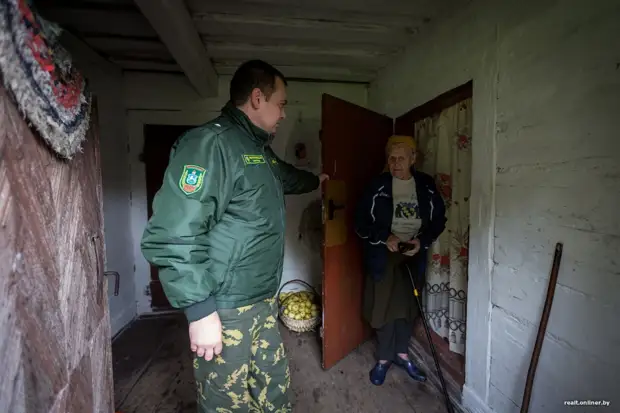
[391,177,422,241]
[394,201,420,219]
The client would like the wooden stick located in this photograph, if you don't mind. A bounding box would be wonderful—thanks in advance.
[520,242,563,413]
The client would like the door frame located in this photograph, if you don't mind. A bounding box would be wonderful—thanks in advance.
[128,110,218,315]
[142,124,199,311]
[128,104,328,316]
[394,80,473,390]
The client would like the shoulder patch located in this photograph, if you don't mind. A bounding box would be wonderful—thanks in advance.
[242,154,265,165]
[179,165,206,195]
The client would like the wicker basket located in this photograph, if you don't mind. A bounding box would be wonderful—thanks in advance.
[277,279,321,333]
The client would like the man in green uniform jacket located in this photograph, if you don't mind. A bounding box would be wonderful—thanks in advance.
[141,60,328,412]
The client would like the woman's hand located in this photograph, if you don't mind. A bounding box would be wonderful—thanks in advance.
[402,239,421,256]
[386,234,400,252]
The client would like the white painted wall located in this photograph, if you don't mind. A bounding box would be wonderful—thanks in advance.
[125,72,367,314]
[61,36,136,337]
[369,1,620,413]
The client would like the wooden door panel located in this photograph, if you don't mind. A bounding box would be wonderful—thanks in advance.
[321,94,393,369]
[0,86,113,413]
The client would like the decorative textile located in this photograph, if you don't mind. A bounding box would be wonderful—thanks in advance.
[414,98,472,355]
[0,0,91,159]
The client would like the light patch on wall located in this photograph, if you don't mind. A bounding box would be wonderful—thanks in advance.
[298,199,323,254]
[285,116,321,173]
[276,111,323,290]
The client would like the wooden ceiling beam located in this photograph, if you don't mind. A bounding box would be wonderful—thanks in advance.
[185,0,429,24]
[192,13,420,48]
[207,42,383,70]
[214,62,375,83]
[58,31,120,74]
[134,0,218,97]
[37,7,155,38]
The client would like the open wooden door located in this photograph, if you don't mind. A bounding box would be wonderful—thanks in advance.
[0,87,113,412]
[321,94,393,369]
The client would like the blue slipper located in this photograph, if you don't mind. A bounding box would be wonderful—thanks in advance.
[394,357,427,382]
[369,362,392,386]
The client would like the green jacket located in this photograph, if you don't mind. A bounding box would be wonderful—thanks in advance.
[141,103,319,322]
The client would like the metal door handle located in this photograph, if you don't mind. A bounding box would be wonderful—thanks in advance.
[105,271,120,296]
[327,199,345,220]
[91,234,103,304]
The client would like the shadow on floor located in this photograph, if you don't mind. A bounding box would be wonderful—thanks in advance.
[112,314,446,413]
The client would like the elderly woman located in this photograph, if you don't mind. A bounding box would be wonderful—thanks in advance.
[354,135,446,386]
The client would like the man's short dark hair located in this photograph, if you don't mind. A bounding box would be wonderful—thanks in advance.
[229,60,287,106]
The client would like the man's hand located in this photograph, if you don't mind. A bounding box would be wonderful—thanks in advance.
[319,173,329,183]
[402,239,421,256]
[189,311,223,361]
[386,234,400,252]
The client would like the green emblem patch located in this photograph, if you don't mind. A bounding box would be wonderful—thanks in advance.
[242,154,265,165]
[179,165,206,195]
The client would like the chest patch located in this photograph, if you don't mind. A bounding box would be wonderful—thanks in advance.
[242,154,266,165]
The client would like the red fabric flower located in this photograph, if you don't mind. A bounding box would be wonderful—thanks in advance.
[457,134,471,150]
[437,173,452,201]
[441,255,450,266]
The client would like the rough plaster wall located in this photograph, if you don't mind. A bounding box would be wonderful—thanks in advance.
[369,1,620,413]
[124,73,367,313]
[66,43,135,337]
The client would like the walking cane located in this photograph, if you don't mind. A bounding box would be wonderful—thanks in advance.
[401,259,454,413]
[520,242,563,413]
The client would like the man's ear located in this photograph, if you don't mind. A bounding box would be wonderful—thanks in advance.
[249,88,262,109]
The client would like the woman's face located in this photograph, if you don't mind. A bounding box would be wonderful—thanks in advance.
[387,144,415,180]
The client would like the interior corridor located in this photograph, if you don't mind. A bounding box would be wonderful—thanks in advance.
[113,315,446,413]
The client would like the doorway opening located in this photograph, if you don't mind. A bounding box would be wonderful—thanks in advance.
[142,124,196,311]
[318,82,473,404]
[394,81,473,391]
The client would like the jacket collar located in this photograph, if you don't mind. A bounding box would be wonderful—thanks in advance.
[377,168,431,222]
[221,101,272,147]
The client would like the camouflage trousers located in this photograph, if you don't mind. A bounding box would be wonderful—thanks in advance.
[193,298,292,413]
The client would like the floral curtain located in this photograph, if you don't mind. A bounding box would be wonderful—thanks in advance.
[414,98,472,355]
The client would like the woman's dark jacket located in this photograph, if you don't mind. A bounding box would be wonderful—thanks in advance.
[354,169,447,285]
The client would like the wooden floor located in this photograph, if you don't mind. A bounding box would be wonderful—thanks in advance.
[112,314,447,413]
